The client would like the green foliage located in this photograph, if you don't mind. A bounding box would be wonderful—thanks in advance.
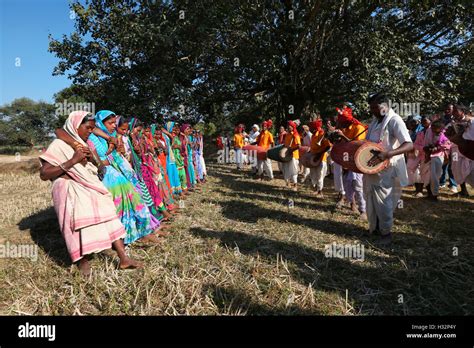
[48,1,474,125]
[0,98,57,146]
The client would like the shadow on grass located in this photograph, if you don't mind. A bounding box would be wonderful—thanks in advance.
[190,226,472,315]
[202,283,320,315]
[17,207,71,267]
[215,198,366,238]
[394,193,474,237]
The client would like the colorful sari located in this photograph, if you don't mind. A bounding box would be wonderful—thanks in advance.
[40,111,126,262]
[127,118,167,216]
[163,122,183,194]
[140,130,176,211]
[87,110,158,244]
[173,135,188,189]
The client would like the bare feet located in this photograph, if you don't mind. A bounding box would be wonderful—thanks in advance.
[155,230,170,237]
[141,234,162,244]
[77,258,91,277]
[119,257,144,270]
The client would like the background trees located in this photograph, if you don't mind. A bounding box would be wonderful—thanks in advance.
[43,1,474,129]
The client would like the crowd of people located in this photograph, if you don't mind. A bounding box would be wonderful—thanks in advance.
[224,93,474,246]
[39,94,473,275]
[40,110,207,276]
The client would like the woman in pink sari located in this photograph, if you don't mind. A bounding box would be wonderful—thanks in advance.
[39,111,143,276]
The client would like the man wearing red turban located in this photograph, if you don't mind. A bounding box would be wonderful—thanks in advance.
[331,105,367,220]
[233,124,245,170]
[256,119,275,180]
[282,120,302,190]
[308,119,332,196]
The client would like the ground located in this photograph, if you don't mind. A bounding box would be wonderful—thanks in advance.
[0,153,473,315]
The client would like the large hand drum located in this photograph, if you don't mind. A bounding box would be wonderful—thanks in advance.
[243,144,267,160]
[331,140,389,174]
[267,144,292,162]
[300,151,325,168]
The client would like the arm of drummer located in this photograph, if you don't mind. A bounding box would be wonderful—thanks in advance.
[373,120,414,162]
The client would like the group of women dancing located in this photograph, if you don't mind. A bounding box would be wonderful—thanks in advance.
[39,110,207,276]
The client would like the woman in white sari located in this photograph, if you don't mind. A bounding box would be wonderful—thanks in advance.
[39,111,143,276]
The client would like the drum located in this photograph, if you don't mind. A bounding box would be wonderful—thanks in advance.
[243,145,267,160]
[298,146,310,158]
[331,140,389,174]
[300,151,326,168]
[267,144,292,162]
[445,131,474,160]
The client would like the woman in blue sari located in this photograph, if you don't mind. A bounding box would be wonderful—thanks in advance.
[87,110,161,244]
[162,122,184,197]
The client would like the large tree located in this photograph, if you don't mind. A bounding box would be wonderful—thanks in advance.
[49,0,474,128]
[0,98,56,146]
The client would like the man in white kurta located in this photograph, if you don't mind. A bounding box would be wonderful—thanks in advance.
[363,94,413,245]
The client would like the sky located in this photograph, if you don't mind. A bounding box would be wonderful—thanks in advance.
[0,0,77,105]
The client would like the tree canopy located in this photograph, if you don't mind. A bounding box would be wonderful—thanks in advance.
[49,0,474,129]
[0,98,56,146]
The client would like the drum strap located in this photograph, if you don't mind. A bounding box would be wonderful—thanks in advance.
[349,127,368,142]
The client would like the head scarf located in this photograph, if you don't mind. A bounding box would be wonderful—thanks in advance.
[287,120,300,137]
[63,111,93,146]
[336,106,361,126]
[262,119,273,129]
[95,110,117,136]
[165,121,175,133]
[251,124,260,132]
[234,124,245,133]
[309,119,323,133]
[180,123,191,133]
[115,115,122,128]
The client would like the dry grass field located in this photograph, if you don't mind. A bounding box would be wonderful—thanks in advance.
[0,154,473,315]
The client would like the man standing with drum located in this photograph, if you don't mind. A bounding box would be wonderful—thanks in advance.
[330,105,368,220]
[365,93,414,246]
[282,120,302,191]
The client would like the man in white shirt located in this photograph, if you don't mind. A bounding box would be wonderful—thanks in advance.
[247,124,260,173]
[363,93,414,246]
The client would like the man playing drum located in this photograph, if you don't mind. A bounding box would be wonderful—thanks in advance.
[364,93,414,246]
[330,105,368,220]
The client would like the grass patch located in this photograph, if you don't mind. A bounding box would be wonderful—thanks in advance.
[0,161,473,315]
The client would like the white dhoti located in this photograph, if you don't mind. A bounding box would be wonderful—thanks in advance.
[282,158,299,184]
[257,158,274,179]
[309,162,327,191]
[300,166,310,183]
[332,162,345,195]
[363,166,402,235]
[451,144,474,186]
